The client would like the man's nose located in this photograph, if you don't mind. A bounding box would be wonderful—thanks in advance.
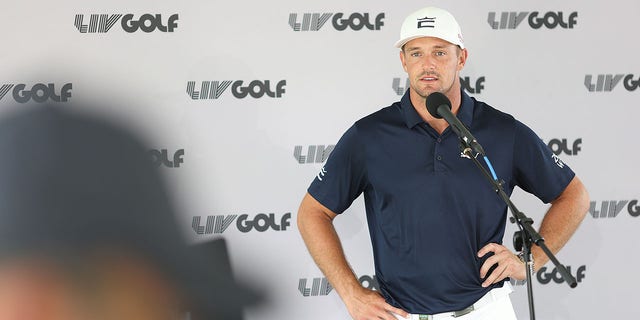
[420,56,436,71]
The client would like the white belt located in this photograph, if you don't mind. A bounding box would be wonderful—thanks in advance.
[405,283,513,320]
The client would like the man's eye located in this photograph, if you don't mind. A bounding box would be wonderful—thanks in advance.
[435,51,446,56]
[411,52,421,57]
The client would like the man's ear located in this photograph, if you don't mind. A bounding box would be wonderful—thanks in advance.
[458,48,468,71]
[399,50,408,72]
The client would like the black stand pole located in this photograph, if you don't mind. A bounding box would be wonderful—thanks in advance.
[459,144,577,320]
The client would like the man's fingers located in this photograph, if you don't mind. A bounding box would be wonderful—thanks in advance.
[385,304,409,319]
[480,249,526,287]
[477,242,501,257]
[346,288,409,320]
[481,262,508,287]
[479,253,500,278]
[478,242,513,257]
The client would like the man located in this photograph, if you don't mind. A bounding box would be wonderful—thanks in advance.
[297,6,589,320]
[0,105,258,320]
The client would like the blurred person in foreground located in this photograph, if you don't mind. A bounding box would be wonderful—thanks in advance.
[297,6,589,320]
[0,104,257,320]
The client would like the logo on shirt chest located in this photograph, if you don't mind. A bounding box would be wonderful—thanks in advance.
[459,149,480,159]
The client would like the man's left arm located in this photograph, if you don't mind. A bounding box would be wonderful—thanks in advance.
[478,175,590,286]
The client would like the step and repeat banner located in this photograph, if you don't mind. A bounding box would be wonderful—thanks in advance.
[1,1,638,319]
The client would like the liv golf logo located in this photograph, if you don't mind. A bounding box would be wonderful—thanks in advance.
[148,149,184,168]
[299,275,378,297]
[512,265,587,286]
[74,14,178,33]
[289,12,384,31]
[0,83,72,103]
[392,77,485,95]
[192,212,291,234]
[187,80,286,99]
[584,74,640,92]
[488,11,577,29]
[589,199,640,219]
[294,145,335,164]
[545,138,582,156]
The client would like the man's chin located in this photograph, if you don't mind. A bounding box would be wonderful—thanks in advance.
[416,88,441,99]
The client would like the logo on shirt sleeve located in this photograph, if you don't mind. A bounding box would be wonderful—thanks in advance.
[551,154,565,168]
[317,167,327,181]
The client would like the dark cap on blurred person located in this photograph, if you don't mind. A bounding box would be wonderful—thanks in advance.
[0,105,259,319]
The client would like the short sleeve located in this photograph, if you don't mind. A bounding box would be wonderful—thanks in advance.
[307,125,367,214]
[513,121,575,203]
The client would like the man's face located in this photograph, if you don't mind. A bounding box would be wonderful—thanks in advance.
[399,37,467,99]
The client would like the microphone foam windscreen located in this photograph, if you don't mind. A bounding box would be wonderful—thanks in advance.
[426,92,451,119]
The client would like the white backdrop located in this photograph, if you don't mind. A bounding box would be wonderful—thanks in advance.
[1,1,639,319]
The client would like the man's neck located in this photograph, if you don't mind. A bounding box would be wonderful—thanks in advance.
[410,88,462,135]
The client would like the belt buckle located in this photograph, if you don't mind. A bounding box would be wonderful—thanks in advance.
[452,305,474,318]
[418,315,433,320]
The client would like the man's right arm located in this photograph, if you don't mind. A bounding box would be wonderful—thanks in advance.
[297,192,408,320]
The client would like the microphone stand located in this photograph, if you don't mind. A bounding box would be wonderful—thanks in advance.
[458,143,577,320]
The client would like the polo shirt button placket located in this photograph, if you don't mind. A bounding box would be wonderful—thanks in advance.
[432,136,444,172]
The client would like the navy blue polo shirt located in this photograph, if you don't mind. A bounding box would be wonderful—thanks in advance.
[307,90,575,314]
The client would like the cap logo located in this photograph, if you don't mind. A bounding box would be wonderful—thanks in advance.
[417,16,436,28]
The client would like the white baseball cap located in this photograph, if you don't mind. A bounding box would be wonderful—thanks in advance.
[394,7,465,49]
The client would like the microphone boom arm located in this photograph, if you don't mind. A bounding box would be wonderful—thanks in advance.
[460,146,578,320]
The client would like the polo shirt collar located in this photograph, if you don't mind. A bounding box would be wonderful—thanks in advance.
[400,90,424,129]
[400,89,475,129]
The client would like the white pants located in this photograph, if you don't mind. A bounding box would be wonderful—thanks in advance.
[393,284,517,320]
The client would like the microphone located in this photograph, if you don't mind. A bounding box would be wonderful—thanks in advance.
[426,92,485,156]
